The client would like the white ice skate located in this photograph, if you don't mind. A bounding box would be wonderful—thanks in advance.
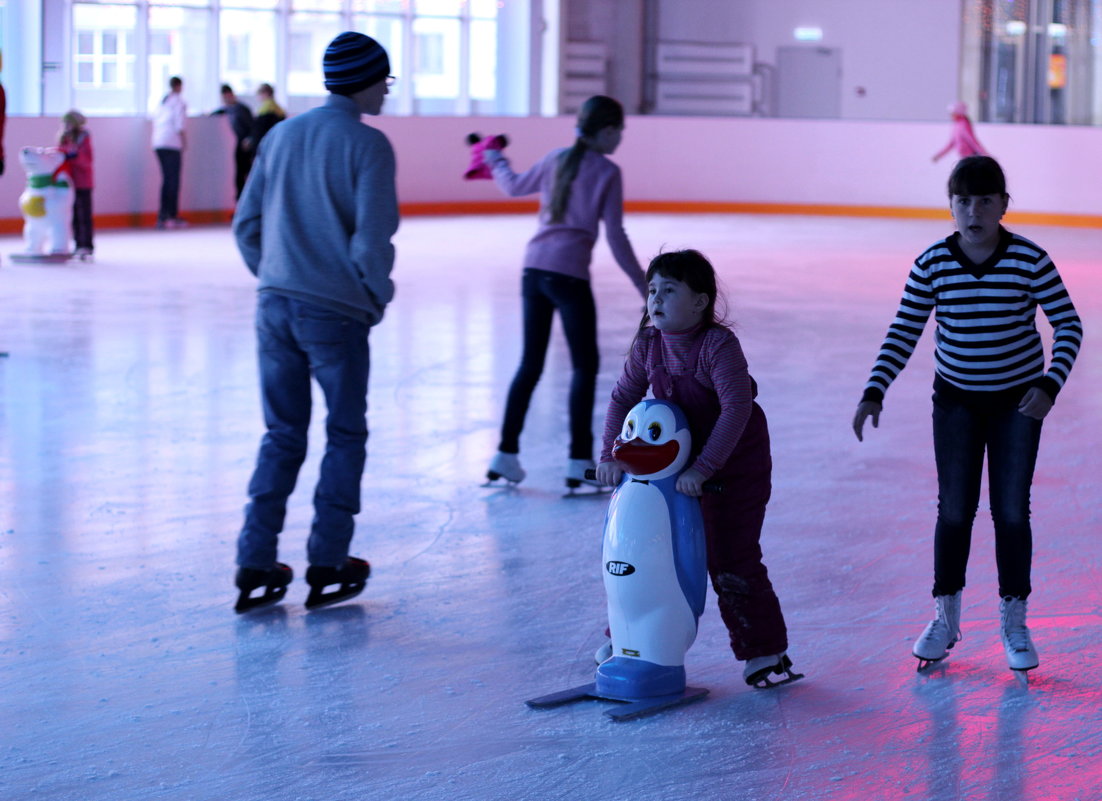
[743,652,803,689]
[564,458,606,496]
[594,640,613,665]
[913,591,962,671]
[1000,596,1039,672]
[484,451,525,486]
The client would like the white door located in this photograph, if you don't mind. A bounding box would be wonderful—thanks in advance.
[776,46,842,118]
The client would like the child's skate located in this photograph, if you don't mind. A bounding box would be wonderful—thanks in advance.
[234,562,294,613]
[913,591,962,671]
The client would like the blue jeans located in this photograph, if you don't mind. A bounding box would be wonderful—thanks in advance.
[237,294,370,569]
[499,268,598,460]
[931,387,1042,599]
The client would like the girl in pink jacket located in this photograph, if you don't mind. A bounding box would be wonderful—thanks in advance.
[59,110,95,260]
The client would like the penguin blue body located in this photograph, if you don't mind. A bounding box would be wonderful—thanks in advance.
[595,399,708,700]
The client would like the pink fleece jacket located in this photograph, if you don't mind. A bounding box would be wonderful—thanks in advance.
[487,147,646,295]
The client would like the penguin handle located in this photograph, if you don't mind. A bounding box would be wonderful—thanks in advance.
[583,468,722,494]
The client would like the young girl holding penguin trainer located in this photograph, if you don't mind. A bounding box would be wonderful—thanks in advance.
[597,250,800,689]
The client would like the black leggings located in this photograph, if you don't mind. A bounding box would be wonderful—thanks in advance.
[71,189,94,251]
[155,148,182,221]
[498,268,598,460]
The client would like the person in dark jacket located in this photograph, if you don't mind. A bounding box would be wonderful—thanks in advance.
[212,84,254,199]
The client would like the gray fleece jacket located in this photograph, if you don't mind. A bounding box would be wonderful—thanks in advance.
[233,93,398,325]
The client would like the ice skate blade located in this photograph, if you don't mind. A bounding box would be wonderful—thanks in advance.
[746,655,805,689]
[746,665,805,689]
[234,584,289,614]
[562,480,610,498]
[305,582,367,610]
[234,563,293,614]
[915,655,949,673]
[8,252,73,264]
[482,471,522,488]
[526,682,708,721]
[748,669,805,689]
[305,558,370,610]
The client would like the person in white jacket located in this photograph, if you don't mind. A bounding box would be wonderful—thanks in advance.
[151,76,187,228]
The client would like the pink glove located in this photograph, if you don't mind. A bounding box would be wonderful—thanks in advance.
[463,133,509,180]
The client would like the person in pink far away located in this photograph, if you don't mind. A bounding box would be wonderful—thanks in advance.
[933,101,989,163]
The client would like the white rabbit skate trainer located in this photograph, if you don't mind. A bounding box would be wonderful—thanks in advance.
[913,591,962,671]
[1000,596,1039,672]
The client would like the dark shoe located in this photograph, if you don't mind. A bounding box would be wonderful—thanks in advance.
[305,556,370,609]
[234,562,294,613]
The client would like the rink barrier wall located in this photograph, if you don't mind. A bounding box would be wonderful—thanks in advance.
[2,203,1100,235]
[3,113,1102,233]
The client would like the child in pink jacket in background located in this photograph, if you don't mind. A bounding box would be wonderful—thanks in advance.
[933,101,989,163]
[59,110,95,260]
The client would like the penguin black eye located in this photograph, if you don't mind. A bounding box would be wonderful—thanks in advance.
[648,422,662,441]
[624,419,635,438]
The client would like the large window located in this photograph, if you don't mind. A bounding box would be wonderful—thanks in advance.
[964,0,1102,125]
[286,10,343,112]
[353,0,498,114]
[72,4,138,115]
[148,5,213,114]
[62,0,518,117]
[220,7,278,100]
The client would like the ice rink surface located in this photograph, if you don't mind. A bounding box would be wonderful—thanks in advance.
[1,213,1099,800]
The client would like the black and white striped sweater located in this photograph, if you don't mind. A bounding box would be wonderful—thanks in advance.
[862,228,1082,404]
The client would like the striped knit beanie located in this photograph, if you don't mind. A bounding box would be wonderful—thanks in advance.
[323,32,389,95]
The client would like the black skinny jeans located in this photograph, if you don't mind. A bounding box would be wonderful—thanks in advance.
[931,386,1043,600]
[71,188,94,250]
[155,147,182,221]
[498,268,598,460]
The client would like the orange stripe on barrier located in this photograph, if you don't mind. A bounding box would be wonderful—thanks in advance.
[401,200,539,216]
[1,202,1099,232]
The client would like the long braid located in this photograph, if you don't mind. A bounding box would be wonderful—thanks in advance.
[549,139,588,223]
[548,95,624,225]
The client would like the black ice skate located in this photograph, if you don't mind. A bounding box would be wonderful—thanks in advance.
[305,556,371,609]
[743,653,804,689]
[234,562,294,614]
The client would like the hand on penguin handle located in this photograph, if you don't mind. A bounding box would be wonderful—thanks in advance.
[676,467,707,497]
[593,461,622,487]
[853,401,882,442]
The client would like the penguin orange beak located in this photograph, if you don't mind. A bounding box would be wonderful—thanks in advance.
[611,438,680,476]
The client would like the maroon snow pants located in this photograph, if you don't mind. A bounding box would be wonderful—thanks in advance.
[700,403,789,661]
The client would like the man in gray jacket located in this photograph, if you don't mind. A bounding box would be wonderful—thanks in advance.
[232,32,398,613]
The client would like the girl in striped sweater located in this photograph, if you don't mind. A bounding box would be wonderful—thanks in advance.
[853,156,1083,673]
[597,250,800,689]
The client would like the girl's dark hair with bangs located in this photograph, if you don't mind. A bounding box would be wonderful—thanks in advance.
[948,155,1009,198]
[636,249,727,337]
